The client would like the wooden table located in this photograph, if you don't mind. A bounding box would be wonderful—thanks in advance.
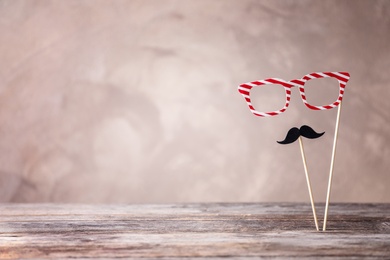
[0,203,389,259]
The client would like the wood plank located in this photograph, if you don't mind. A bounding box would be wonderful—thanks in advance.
[0,203,389,259]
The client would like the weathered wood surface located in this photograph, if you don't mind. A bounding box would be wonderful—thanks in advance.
[0,203,389,259]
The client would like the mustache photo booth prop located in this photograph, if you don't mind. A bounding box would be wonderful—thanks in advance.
[238,71,350,231]
[277,125,325,145]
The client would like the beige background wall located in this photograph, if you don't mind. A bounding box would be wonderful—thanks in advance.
[0,0,389,203]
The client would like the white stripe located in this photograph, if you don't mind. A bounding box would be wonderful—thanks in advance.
[334,72,349,80]
[238,86,251,92]
[253,111,266,116]
[260,80,272,84]
[265,78,287,85]
[317,72,327,77]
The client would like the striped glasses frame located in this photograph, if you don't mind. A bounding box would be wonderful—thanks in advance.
[238,72,350,117]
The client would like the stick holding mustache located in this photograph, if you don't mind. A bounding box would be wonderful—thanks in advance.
[278,125,325,231]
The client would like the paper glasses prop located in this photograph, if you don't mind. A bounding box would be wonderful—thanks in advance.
[238,72,350,117]
[238,71,350,231]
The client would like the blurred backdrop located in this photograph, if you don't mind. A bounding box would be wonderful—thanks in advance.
[0,0,389,203]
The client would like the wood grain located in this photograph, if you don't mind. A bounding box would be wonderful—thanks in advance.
[0,203,389,259]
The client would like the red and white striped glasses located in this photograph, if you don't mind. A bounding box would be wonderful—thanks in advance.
[238,72,350,117]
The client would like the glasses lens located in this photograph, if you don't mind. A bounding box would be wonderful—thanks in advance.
[249,84,286,113]
[303,77,339,107]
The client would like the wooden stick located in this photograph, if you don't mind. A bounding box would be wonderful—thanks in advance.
[298,136,319,231]
[323,101,343,231]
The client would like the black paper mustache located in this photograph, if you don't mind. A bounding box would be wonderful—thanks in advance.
[277,125,325,145]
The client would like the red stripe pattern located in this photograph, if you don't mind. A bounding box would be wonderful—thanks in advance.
[238,72,350,117]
